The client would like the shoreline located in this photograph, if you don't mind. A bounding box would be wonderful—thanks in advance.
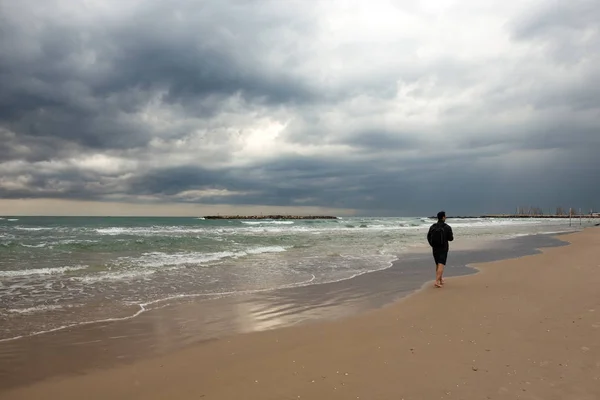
[0,233,570,344]
[0,230,581,394]
[2,227,598,399]
[0,231,554,343]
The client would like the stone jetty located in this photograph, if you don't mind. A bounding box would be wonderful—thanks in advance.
[203,215,339,220]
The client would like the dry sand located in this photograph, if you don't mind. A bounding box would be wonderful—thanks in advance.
[2,228,599,400]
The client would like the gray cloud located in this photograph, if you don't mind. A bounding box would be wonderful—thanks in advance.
[0,0,599,216]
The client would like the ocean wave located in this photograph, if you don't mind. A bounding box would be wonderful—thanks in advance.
[119,245,289,269]
[55,239,100,245]
[20,243,49,248]
[241,221,295,225]
[245,245,288,254]
[121,251,238,268]
[69,246,290,283]
[92,222,425,237]
[73,269,156,283]
[0,265,88,278]
[13,227,53,231]
[7,219,18,222]
[95,227,140,235]
[1,239,100,249]
[451,219,543,228]
[7,305,65,314]
[94,227,210,236]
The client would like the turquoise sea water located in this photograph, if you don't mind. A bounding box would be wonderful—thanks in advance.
[0,216,589,340]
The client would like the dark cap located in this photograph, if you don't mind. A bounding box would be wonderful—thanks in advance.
[437,211,446,220]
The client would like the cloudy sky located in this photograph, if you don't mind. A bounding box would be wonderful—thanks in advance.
[0,0,598,216]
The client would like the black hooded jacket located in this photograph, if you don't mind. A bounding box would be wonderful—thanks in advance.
[427,221,454,251]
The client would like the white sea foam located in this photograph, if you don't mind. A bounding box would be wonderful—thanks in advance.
[73,269,156,283]
[538,230,576,235]
[120,245,289,269]
[450,219,542,228]
[7,219,19,222]
[20,243,49,248]
[94,227,134,235]
[121,251,238,268]
[95,226,209,236]
[55,239,99,245]
[94,222,424,237]
[245,245,288,254]
[0,265,88,278]
[0,305,149,343]
[7,305,65,314]
[241,220,295,225]
[13,239,99,248]
[70,246,290,283]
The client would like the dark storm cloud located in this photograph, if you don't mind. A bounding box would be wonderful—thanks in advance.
[127,166,232,196]
[1,0,599,215]
[0,0,316,154]
[338,130,424,151]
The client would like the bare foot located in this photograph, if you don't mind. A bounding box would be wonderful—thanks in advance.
[434,282,443,288]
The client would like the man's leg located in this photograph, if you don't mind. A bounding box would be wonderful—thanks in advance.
[433,251,447,287]
[436,262,445,286]
[433,252,443,287]
[433,253,440,286]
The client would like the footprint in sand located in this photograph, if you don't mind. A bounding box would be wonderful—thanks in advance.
[592,324,600,329]
[581,346,590,352]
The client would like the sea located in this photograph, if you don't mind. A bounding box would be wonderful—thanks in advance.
[0,216,591,341]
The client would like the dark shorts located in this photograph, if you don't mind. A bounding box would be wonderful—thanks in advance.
[433,250,448,265]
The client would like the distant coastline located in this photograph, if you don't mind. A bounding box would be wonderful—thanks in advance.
[205,214,600,220]
[480,214,600,219]
[429,214,600,219]
[203,215,339,220]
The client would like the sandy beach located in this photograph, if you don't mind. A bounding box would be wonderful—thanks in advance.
[2,227,599,399]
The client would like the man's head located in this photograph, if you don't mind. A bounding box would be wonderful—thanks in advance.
[437,211,446,222]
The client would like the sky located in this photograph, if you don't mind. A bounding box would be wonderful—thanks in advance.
[0,0,598,217]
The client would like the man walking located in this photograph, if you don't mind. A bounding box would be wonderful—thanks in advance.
[427,211,454,288]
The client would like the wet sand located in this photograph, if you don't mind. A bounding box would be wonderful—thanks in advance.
[1,229,599,399]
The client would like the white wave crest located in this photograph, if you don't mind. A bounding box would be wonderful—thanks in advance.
[0,265,88,278]
[7,305,65,314]
[70,246,290,283]
[241,220,295,225]
[95,226,208,236]
[73,270,156,283]
[120,245,289,268]
[20,243,49,248]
